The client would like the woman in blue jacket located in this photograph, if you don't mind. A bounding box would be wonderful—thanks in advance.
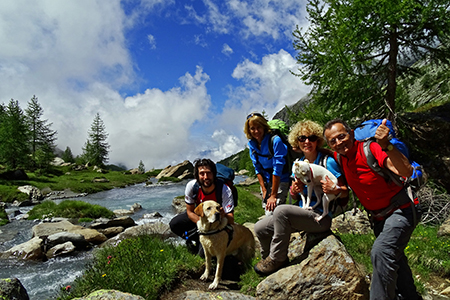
[244,112,290,215]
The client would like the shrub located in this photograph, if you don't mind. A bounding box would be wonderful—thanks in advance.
[27,200,114,220]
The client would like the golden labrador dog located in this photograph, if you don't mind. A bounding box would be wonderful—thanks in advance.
[194,200,255,289]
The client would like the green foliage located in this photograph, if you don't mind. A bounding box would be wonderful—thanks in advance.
[157,177,181,183]
[0,167,149,203]
[138,160,145,173]
[293,0,450,123]
[145,169,162,177]
[0,206,8,226]
[57,235,203,300]
[27,200,115,220]
[62,147,75,164]
[82,113,110,167]
[0,99,30,169]
[25,95,57,170]
[234,185,264,224]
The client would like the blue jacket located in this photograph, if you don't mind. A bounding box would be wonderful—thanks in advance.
[248,133,290,183]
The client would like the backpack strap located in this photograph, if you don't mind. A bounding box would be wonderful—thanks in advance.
[193,180,224,206]
[362,140,404,187]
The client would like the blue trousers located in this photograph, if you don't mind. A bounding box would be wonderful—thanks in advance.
[370,205,421,300]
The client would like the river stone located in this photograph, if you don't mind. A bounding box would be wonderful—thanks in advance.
[179,291,256,299]
[0,278,29,300]
[101,222,175,247]
[172,197,186,214]
[437,217,450,237]
[72,289,145,300]
[46,241,76,259]
[32,220,107,244]
[0,236,44,260]
[257,233,369,300]
[97,226,124,238]
[90,216,135,229]
[113,209,133,216]
[46,231,88,249]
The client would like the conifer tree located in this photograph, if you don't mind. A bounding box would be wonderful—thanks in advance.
[82,113,110,167]
[0,99,30,169]
[25,95,57,169]
[62,146,75,163]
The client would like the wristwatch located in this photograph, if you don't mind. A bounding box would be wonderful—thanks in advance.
[382,143,394,152]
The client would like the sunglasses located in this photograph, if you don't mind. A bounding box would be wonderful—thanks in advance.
[246,112,263,120]
[298,135,319,142]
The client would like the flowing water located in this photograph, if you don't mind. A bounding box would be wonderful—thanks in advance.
[0,176,246,299]
[0,179,188,300]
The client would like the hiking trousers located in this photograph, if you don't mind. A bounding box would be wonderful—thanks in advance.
[254,205,331,262]
[370,205,422,300]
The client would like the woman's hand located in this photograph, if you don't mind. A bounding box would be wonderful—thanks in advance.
[266,195,277,211]
[291,178,304,195]
[320,176,340,195]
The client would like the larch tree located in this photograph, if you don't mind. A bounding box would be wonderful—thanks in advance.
[292,0,450,127]
[82,113,110,167]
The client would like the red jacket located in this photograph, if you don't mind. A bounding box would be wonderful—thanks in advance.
[336,140,403,211]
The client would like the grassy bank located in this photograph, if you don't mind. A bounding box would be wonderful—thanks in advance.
[54,183,449,299]
[0,166,152,203]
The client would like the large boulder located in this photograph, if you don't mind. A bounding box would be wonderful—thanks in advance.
[101,222,176,248]
[32,220,107,244]
[172,196,186,214]
[331,209,372,235]
[17,185,43,202]
[0,278,29,300]
[256,232,369,300]
[0,237,44,260]
[156,160,194,179]
[71,289,145,300]
[45,231,89,249]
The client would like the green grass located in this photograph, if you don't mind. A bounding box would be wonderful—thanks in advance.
[0,166,149,203]
[57,235,204,300]
[27,200,115,220]
[0,206,8,226]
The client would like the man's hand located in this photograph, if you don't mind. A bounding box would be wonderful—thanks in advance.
[320,175,336,194]
[375,118,390,149]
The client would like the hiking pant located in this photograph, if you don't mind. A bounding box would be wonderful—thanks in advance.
[370,204,422,300]
[254,205,331,262]
[261,181,289,216]
[169,211,199,243]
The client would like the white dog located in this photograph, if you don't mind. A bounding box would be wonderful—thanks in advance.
[194,201,255,290]
[292,158,338,222]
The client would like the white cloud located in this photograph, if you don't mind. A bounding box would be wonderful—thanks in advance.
[147,34,157,49]
[222,43,233,56]
[0,1,212,169]
[205,49,311,161]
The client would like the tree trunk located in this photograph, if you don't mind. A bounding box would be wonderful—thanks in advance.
[386,28,398,132]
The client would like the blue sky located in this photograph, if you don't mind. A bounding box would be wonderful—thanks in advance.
[0,0,311,169]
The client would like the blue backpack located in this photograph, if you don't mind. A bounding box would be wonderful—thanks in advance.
[353,119,425,190]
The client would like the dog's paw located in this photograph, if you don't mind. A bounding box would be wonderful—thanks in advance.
[315,216,323,222]
[208,280,219,290]
[200,272,209,281]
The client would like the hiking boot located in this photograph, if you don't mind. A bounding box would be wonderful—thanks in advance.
[254,256,288,276]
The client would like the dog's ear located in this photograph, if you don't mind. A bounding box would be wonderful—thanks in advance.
[304,159,309,163]
[194,203,204,217]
